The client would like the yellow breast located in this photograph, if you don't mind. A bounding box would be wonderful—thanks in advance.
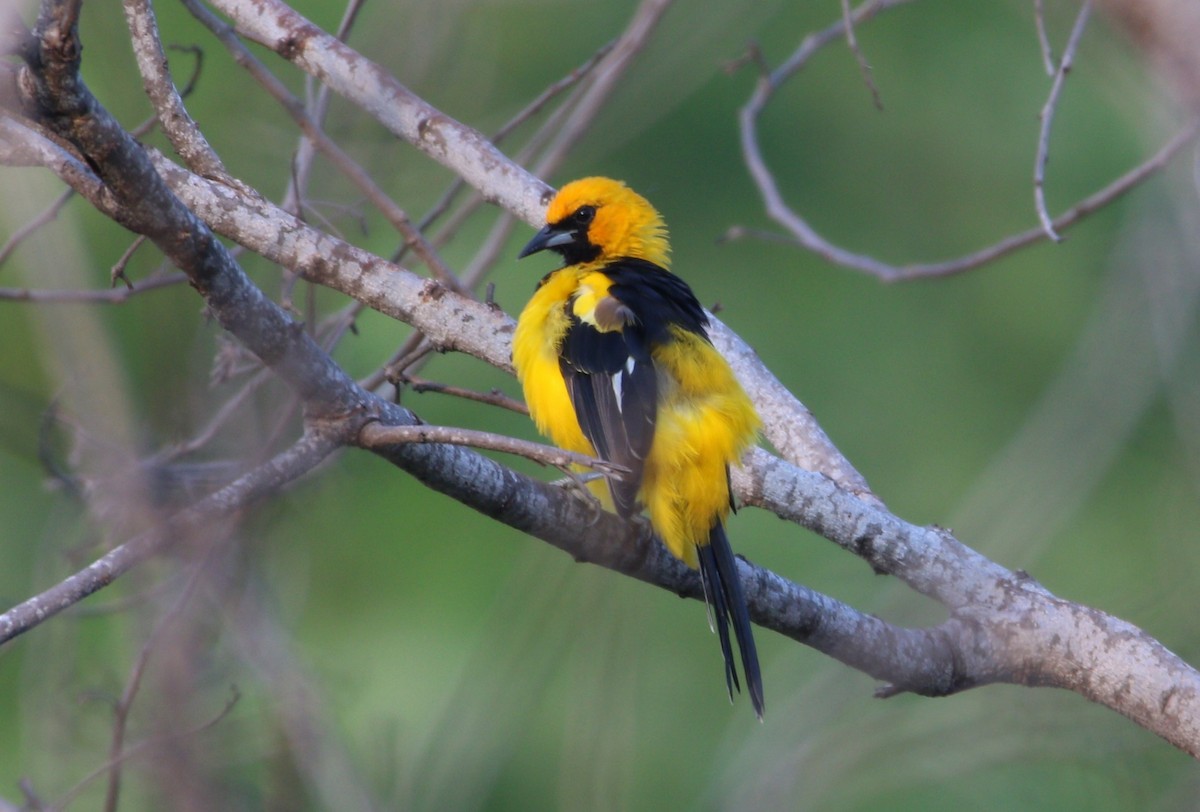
[512,268,594,455]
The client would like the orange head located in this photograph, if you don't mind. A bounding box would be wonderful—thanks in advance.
[518,177,670,268]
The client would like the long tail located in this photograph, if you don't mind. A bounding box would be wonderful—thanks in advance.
[697,524,764,720]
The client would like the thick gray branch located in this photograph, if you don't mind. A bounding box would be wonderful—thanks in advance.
[7,0,1200,761]
[204,0,554,226]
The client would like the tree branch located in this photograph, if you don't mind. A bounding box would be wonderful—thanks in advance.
[6,0,1200,764]
[122,0,230,180]
[1033,0,1091,242]
[358,421,631,480]
[146,153,875,496]
[204,0,555,225]
[0,429,339,645]
[729,0,1198,281]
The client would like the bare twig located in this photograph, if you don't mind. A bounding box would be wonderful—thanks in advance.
[51,686,241,812]
[0,430,337,646]
[0,271,185,303]
[399,375,529,415]
[109,235,147,289]
[530,0,674,178]
[223,579,381,811]
[840,0,884,109]
[122,0,231,180]
[1034,0,1056,75]
[388,38,616,276]
[382,336,436,382]
[734,0,1197,281]
[102,555,217,812]
[1034,0,1092,242]
[180,0,465,294]
[358,421,628,479]
[162,369,273,460]
[0,187,73,268]
[282,0,368,216]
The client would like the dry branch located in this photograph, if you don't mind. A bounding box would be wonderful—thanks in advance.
[1034,0,1092,242]
[731,0,1198,281]
[2,0,1199,767]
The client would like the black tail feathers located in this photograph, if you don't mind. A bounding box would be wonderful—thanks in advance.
[697,525,764,720]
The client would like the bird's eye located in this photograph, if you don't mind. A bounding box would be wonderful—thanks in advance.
[574,205,596,225]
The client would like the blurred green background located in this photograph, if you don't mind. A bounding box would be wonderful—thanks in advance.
[3,0,1200,808]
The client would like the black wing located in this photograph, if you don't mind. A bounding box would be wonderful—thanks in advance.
[559,317,655,518]
[559,258,709,518]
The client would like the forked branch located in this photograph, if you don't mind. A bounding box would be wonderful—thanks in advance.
[2,0,1199,763]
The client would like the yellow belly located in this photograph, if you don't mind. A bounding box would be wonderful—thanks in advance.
[640,328,759,567]
[513,273,759,569]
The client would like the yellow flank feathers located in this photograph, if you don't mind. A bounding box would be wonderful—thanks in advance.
[513,176,764,718]
[512,269,594,455]
[644,327,759,566]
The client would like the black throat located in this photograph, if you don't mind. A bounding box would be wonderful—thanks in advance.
[555,234,602,266]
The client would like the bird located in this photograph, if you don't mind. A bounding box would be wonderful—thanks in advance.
[512,176,764,718]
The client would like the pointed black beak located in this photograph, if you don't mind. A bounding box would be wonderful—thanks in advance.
[518,224,574,259]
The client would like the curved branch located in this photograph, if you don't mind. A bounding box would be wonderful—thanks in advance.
[123,0,230,180]
[130,85,1200,754]
[0,429,339,645]
[179,0,464,294]
[1034,0,1091,242]
[731,0,1199,281]
[358,422,631,480]
[204,0,554,226]
[148,154,875,497]
[9,0,1200,762]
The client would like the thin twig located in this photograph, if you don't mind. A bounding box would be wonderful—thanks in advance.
[393,0,665,273]
[1034,0,1091,243]
[358,422,629,479]
[532,0,674,178]
[283,0,367,215]
[160,369,274,461]
[399,374,529,415]
[0,431,339,646]
[179,0,466,295]
[381,336,435,383]
[735,0,1196,281]
[109,235,147,289]
[0,272,186,303]
[0,188,74,268]
[51,687,240,812]
[840,0,884,109]
[315,298,366,354]
[1034,0,1056,75]
[102,553,219,812]
[396,38,616,270]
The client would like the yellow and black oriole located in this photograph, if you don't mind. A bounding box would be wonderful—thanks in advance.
[513,177,764,718]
